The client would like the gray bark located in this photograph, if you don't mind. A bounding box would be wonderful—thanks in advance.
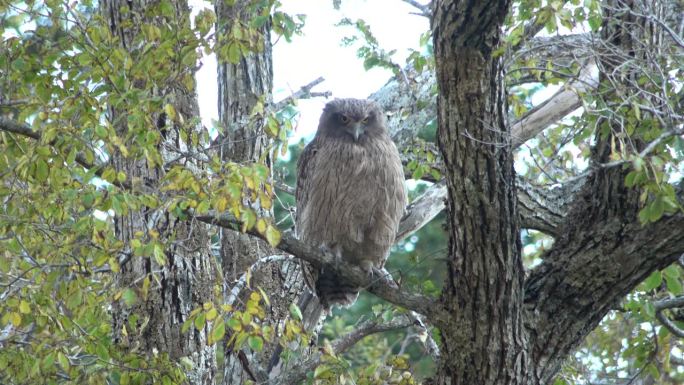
[103,1,217,383]
[213,2,307,383]
[431,1,528,384]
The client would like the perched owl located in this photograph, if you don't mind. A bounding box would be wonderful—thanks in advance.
[295,98,407,308]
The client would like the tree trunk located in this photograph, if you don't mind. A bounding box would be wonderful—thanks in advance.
[103,1,217,383]
[428,1,684,384]
[214,2,306,382]
[431,1,528,384]
[524,1,676,383]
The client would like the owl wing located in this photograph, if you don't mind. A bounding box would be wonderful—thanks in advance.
[295,138,318,233]
[295,139,319,292]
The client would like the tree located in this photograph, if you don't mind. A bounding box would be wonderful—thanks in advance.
[1,0,683,384]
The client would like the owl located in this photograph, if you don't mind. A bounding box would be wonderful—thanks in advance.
[295,98,407,308]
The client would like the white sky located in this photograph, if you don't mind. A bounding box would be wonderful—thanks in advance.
[194,0,430,141]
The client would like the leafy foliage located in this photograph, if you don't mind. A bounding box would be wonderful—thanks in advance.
[1,0,683,384]
[0,0,300,383]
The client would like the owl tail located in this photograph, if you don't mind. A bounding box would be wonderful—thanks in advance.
[315,268,359,308]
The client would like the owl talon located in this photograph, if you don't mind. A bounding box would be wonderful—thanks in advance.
[370,266,385,281]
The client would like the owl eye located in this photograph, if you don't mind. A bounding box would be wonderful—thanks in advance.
[339,115,350,124]
[361,117,368,124]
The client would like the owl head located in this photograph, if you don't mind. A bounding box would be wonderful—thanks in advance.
[317,98,387,142]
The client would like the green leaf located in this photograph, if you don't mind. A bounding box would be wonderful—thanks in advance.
[663,265,680,279]
[35,159,48,182]
[665,274,683,295]
[642,271,662,291]
[289,303,303,321]
[122,288,138,306]
[588,14,602,32]
[194,312,206,331]
[18,300,30,314]
[57,352,69,370]
[211,320,225,344]
[248,335,263,352]
[228,43,241,64]
[642,301,656,318]
[227,317,242,331]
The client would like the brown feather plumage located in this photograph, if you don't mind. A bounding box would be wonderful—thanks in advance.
[295,99,407,308]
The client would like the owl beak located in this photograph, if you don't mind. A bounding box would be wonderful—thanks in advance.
[351,123,364,141]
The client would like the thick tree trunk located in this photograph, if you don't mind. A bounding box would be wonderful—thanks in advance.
[525,1,677,383]
[431,1,528,384]
[214,2,306,383]
[103,1,217,383]
[428,1,684,384]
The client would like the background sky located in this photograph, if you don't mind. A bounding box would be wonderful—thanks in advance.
[193,0,430,141]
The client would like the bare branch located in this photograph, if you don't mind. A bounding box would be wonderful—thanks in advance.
[654,295,684,338]
[0,117,40,140]
[396,180,446,242]
[510,63,598,148]
[274,77,332,111]
[0,99,30,108]
[273,180,295,196]
[400,0,431,17]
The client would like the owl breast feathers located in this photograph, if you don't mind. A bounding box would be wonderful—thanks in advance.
[295,98,407,308]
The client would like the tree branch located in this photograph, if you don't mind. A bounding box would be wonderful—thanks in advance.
[516,177,583,237]
[524,184,684,383]
[400,0,431,17]
[0,117,128,188]
[274,77,332,111]
[195,213,442,319]
[510,62,598,147]
[396,180,447,242]
[274,316,415,385]
[0,117,40,140]
[654,295,684,338]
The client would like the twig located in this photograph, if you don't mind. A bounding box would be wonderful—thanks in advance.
[274,77,332,111]
[273,316,415,385]
[654,296,684,338]
[273,180,295,196]
[225,255,293,306]
[0,117,128,189]
[0,99,30,107]
[407,311,440,360]
[400,0,431,17]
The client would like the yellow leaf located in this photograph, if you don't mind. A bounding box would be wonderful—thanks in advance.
[141,276,150,300]
[164,104,176,121]
[265,224,281,247]
[19,300,30,314]
[216,197,228,212]
[256,218,267,234]
[9,312,21,326]
[206,308,218,321]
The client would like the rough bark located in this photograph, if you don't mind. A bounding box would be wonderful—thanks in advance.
[214,2,307,383]
[431,1,528,384]
[103,1,217,383]
[524,1,681,383]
